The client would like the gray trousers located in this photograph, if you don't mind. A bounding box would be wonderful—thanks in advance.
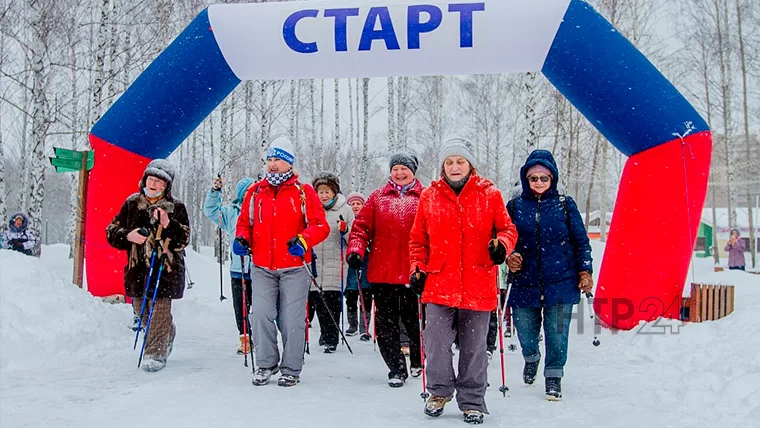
[424,303,490,413]
[251,266,310,376]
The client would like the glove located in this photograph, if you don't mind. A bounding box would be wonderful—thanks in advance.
[410,267,427,297]
[287,235,308,257]
[232,236,250,256]
[488,239,507,265]
[347,252,362,270]
[338,219,348,234]
[507,252,523,272]
[212,176,223,191]
[578,271,593,293]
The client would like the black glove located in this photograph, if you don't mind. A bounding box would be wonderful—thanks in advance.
[410,267,427,297]
[347,252,362,270]
[488,239,507,265]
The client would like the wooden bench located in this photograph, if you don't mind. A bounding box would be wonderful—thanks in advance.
[685,283,735,322]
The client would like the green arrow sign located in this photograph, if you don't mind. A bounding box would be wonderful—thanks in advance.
[54,147,93,161]
[50,158,82,170]
[54,166,80,173]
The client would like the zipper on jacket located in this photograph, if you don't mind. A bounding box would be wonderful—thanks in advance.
[536,195,545,305]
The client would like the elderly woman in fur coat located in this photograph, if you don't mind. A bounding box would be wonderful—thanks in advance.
[106,159,190,372]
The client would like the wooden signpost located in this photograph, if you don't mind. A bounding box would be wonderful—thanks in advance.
[49,148,94,289]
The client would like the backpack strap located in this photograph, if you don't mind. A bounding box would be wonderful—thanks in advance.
[248,180,308,228]
[559,195,569,225]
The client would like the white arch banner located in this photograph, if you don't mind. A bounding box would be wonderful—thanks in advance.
[208,0,571,80]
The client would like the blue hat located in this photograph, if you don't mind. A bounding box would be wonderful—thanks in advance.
[266,137,295,165]
[235,177,254,204]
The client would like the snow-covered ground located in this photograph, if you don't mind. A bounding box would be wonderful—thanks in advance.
[1,243,759,427]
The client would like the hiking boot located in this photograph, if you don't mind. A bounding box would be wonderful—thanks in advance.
[410,367,423,378]
[237,334,252,355]
[359,333,372,342]
[545,377,562,401]
[424,395,452,417]
[252,365,280,386]
[463,410,484,424]
[323,344,337,353]
[346,311,359,336]
[523,357,540,385]
[388,373,406,388]
[277,374,300,387]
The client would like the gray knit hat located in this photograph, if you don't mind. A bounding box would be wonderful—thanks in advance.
[439,137,476,169]
[143,159,176,185]
[389,152,419,175]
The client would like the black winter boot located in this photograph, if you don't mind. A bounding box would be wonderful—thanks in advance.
[545,377,562,401]
[523,357,540,385]
[346,310,359,336]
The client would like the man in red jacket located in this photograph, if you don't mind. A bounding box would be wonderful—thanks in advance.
[234,137,329,387]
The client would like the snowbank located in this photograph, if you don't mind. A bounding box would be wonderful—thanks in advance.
[0,250,129,372]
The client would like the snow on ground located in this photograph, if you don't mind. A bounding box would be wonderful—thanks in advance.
[1,244,759,428]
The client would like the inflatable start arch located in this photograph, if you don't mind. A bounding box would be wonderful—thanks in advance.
[88,0,711,330]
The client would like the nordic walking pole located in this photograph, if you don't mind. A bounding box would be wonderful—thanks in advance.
[185,264,195,289]
[339,216,346,345]
[304,301,310,356]
[372,300,377,352]
[356,269,370,338]
[301,259,353,354]
[417,297,429,401]
[496,282,509,396]
[217,173,227,302]
[138,251,167,368]
[585,292,601,347]
[240,254,254,369]
[133,227,156,350]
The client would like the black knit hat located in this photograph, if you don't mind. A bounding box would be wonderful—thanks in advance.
[389,152,419,175]
[312,171,340,195]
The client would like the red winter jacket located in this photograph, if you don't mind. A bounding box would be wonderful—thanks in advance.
[409,174,518,311]
[236,175,329,271]
[347,179,424,285]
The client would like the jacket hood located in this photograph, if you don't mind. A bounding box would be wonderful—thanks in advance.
[520,150,560,198]
[8,211,28,231]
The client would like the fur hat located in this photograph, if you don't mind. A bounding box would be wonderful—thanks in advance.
[266,137,296,165]
[312,171,340,195]
[439,137,477,169]
[346,192,366,205]
[389,152,419,175]
[143,159,176,185]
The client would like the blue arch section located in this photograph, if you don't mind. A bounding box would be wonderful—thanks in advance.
[541,0,708,157]
[91,8,240,159]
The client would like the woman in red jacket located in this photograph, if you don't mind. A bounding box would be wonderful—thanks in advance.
[347,152,424,388]
[409,138,517,425]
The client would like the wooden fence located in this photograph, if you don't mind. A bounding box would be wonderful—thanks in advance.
[686,283,735,322]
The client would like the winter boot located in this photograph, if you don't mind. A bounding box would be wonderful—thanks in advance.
[410,367,423,378]
[324,344,337,353]
[424,395,452,417]
[359,310,369,334]
[523,355,540,385]
[463,410,484,424]
[141,355,166,372]
[277,374,300,387]
[252,365,280,386]
[360,333,372,342]
[237,334,252,355]
[346,310,359,336]
[545,377,562,401]
[388,373,406,388]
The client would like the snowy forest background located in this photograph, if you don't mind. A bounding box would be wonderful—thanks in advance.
[1,0,758,266]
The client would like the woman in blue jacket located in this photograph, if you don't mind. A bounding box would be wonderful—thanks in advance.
[204,176,255,354]
[506,150,593,401]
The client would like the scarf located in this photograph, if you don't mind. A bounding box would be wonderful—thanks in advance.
[389,177,417,196]
[444,173,471,196]
[266,170,294,187]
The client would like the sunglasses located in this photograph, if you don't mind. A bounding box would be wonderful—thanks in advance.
[528,175,551,183]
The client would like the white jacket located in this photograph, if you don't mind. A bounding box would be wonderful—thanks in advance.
[312,194,355,292]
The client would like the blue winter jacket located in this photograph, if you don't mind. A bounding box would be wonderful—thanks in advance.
[507,150,593,308]
[203,190,251,279]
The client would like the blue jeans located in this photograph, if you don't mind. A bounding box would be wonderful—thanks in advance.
[512,304,573,378]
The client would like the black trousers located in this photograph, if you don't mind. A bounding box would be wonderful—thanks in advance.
[231,277,252,336]
[345,289,374,314]
[374,284,421,378]
[313,290,342,347]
